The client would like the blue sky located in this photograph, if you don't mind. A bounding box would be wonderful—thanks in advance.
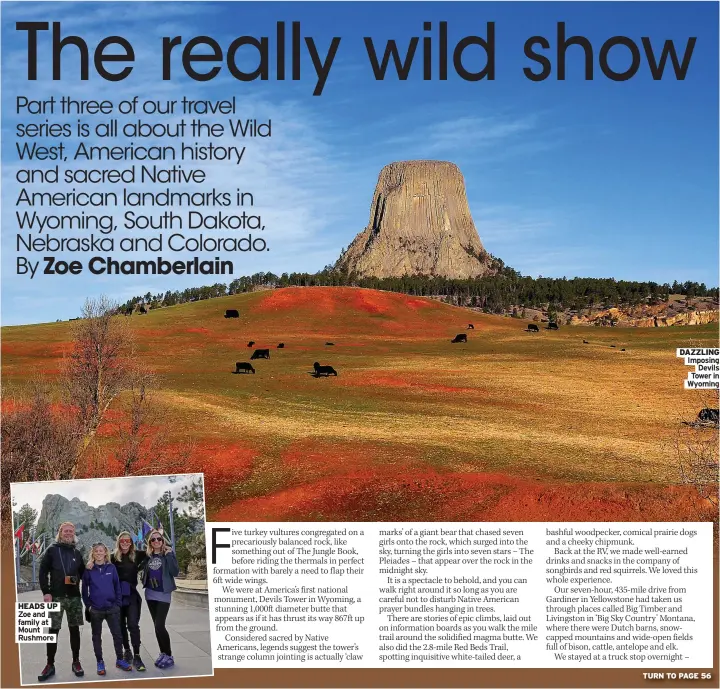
[1,1,718,325]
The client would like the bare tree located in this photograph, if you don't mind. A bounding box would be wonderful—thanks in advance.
[675,389,719,533]
[1,295,176,524]
[1,380,80,521]
[117,375,154,475]
[60,296,136,475]
[676,427,719,510]
[0,297,200,544]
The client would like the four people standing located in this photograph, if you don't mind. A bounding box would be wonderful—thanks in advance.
[37,521,179,681]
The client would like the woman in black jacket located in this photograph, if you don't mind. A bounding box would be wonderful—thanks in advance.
[109,531,148,671]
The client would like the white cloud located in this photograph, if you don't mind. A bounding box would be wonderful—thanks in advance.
[382,113,538,155]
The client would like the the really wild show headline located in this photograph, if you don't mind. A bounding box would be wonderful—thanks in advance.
[17,20,695,94]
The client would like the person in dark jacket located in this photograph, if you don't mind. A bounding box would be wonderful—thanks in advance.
[110,531,148,671]
[142,529,180,669]
[37,522,86,682]
[81,543,131,675]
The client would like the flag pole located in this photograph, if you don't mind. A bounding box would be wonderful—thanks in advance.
[31,528,37,588]
[168,490,176,550]
[15,535,21,588]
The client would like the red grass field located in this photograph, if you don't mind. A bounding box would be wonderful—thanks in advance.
[2,287,717,522]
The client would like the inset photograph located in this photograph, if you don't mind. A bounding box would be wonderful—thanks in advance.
[11,473,212,685]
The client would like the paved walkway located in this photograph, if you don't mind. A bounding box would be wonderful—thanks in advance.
[17,590,212,685]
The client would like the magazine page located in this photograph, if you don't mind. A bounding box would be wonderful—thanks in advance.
[1,1,717,688]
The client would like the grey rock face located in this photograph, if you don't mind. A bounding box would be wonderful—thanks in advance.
[185,532,207,580]
[337,161,494,279]
[36,494,147,556]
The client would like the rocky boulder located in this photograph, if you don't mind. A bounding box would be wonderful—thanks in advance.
[567,301,719,328]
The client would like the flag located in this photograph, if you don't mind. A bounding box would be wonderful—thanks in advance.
[157,518,164,536]
[141,520,153,539]
[14,524,24,541]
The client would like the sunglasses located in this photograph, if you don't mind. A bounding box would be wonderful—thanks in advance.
[150,537,163,543]
[119,539,132,544]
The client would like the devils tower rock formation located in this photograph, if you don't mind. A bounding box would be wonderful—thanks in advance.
[336,161,495,279]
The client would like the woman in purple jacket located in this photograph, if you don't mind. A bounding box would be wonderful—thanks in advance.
[81,543,132,675]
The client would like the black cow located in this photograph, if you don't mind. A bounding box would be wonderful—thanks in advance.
[467,324,475,330]
[225,309,240,318]
[314,362,337,377]
[250,349,270,360]
[698,408,719,423]
[325,342,335,346]
[247,341,255,347]
[620,348,626,352]
[234,362,255,374]
[277,343,285,349]
[139,305,148,314]
[583,340,589,344]
[527,324,539,332]
[451,334,467,343]
[548,322,559,330]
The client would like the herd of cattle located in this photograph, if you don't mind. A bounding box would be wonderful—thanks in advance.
[229,309,338,377]
[521,321,629,350]
[452,320,568,344]
[226,310,635,378]
[223,307,718,449]
[526,322,558,332]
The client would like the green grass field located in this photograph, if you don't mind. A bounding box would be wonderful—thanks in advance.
[3,287,717,521]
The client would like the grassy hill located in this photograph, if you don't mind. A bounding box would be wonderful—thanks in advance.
[3,287,717,522]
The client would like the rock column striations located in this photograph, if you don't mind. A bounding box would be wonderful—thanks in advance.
[336,161,494,279]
